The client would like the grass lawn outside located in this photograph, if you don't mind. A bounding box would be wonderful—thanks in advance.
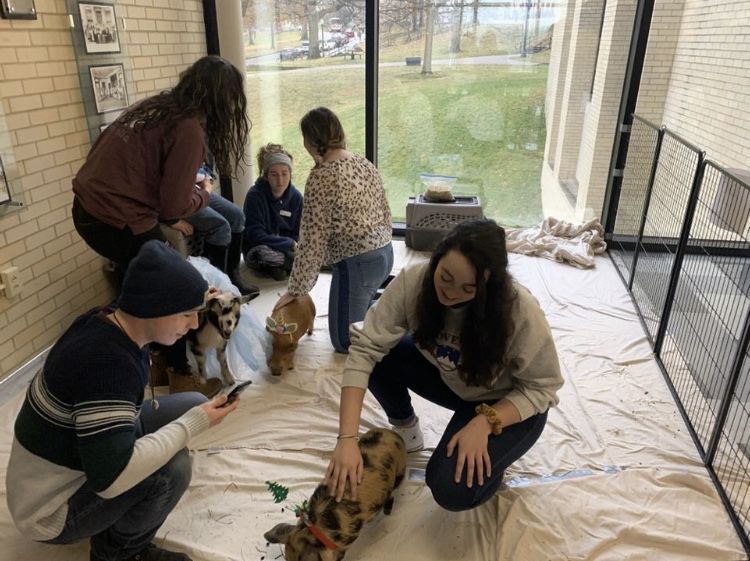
[245,25,549,227]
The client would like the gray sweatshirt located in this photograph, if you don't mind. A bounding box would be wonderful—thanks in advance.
[343,262,564,420]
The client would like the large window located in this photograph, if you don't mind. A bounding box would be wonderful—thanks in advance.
[243,0,367,193]
[242,1,559,226]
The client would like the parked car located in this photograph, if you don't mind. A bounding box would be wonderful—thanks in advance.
[280,48,305,61]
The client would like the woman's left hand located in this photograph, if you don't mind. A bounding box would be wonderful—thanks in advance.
[273,291,298,311]
[446,414,493,488]
[170,219,194,236]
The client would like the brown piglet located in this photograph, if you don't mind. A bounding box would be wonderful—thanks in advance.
[264,428,407,561]
[266,294,315,376]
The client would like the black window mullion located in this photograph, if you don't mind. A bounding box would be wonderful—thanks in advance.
[365,0,379,166]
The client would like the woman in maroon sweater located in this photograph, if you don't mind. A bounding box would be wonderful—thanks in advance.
[73,55,249,272]
[72,55,252,394]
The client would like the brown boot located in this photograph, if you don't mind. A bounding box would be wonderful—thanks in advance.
[149,350,170,387]
[167,367,223,398]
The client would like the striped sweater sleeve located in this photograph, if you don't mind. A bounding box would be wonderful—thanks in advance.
[73,394,210,499]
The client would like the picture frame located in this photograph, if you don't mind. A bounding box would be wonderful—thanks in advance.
[89,63,128,114]
[0,155,11,205]
[78,2,120,54]
[0,0,37,20]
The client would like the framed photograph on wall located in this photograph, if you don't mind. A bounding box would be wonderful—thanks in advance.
[89,63,128,114]
[0,156,11,205]
[0,0,37,20]
[78,2,119,54]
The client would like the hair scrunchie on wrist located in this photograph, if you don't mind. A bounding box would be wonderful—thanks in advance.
[475,403,503,435]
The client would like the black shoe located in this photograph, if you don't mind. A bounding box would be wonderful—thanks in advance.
[91,543,192,561]
[269,266,288,281]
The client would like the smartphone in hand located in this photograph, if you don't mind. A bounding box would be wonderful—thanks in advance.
[221,380,252,407]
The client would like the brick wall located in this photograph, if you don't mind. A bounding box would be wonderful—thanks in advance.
[542,0,640,222]
[544,0,576,169]
[0,0,207,379]
[635,0,683,124]
[545,0,750,222]
[640,0,750,170]
[552,0,606,185]
[574,0,637,220]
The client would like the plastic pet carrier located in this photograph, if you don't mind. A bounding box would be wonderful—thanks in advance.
[405,194,484,251]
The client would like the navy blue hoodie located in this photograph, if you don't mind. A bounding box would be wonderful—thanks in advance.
[242,178,303,255]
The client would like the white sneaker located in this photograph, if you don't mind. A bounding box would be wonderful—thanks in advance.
[391,417,424,453]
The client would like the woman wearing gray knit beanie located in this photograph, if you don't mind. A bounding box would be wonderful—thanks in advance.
[242,143,304,281]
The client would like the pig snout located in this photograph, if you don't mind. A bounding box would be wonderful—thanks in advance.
[268,346,295,376]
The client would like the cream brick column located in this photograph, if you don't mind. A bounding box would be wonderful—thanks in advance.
[543,0,576,170]
[574,0,638,220]
[552,0,606,187]
[216,0,252,204]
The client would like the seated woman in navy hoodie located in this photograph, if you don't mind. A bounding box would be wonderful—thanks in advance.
[242,143,303,280]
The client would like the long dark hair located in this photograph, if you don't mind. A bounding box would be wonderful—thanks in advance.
[118,55,249,175]
[413,219,516,388]
[300,106,347,157]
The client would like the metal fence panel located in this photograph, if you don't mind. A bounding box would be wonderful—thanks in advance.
[610,115,661,286]
[609,122,750,552]
[628,130,701,343]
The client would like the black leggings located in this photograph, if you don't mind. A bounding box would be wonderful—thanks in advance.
[72,197,166,269]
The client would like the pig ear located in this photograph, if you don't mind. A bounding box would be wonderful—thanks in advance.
[264,522,296,544]
[266,317,277,331]
[283,323,298,334]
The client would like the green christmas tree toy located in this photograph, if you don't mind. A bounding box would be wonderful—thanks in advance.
[265,480,289,503]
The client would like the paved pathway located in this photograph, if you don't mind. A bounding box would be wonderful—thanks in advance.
[246,52,539,72]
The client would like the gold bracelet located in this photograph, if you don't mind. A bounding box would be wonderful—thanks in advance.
[337,434,360,441]
[475,403,503,435]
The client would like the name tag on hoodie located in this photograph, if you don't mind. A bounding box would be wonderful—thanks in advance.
[280,210,292,217]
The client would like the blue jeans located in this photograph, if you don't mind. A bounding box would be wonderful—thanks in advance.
[368,336,548,512]
[45,392,207,561]
[185,192,244,246]
[329,242,394,353]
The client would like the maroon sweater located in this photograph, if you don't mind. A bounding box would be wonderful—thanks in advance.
[73,116,209,235]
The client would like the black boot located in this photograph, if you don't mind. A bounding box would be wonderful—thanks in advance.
[227,233,260,297]
[203,242,228,272]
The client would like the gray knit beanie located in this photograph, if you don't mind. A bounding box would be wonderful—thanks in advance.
[262,152,293,176]
[117,240,208,318]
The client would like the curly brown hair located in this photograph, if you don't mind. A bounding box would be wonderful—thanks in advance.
[117,55,250,176]
[255,143,294,179]
[413,219,517,388]
[299,106,347,157]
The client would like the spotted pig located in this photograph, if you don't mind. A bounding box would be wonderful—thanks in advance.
[264,428,407,561]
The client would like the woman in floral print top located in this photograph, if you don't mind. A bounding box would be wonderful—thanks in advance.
[274,107,393,352]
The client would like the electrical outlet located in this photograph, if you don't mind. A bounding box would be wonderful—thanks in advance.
[1,266,22,298]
